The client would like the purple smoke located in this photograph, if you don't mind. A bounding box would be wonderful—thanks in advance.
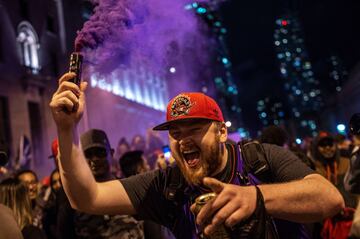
[75,0,218,94]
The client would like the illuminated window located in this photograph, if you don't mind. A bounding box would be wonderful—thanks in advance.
[17,21,40,74]
[89,66,168,112]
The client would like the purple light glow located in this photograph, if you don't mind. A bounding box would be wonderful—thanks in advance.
[75,0,217,97]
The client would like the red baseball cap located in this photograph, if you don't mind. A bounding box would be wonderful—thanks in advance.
[49,139,59,159]
[153,92,224,131]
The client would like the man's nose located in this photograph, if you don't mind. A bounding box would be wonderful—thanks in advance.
[179,136,193,148]
[90,156,104,162]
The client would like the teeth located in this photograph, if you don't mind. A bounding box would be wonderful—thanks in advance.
[182,150,198,154]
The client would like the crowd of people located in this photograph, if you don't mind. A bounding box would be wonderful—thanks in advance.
[0,72,359,239]
[0,127,176,239]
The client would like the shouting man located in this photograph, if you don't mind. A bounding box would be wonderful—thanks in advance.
[50,73,344,238]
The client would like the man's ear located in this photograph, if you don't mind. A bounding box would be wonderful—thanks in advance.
[219,122,227,143]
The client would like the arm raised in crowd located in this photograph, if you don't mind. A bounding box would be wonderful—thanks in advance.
[49,73,135,215]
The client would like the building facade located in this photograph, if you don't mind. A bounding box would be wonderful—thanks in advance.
[0,0,168,177]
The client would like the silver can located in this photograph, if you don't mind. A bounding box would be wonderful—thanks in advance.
[193,193,232,239]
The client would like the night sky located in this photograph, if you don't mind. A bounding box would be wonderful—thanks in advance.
[218,0,360,132]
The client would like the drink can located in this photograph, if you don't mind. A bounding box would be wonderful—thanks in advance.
[193,193,232,239]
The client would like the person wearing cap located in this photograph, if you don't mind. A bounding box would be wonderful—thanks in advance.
[309,132,357,238]
[48,139,60,169]
[57,128,145,239]
[80,129,114,181]
[310,132,357,208]
[50,73,344,238]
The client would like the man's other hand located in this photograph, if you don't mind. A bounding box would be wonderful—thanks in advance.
[191,177,257,236]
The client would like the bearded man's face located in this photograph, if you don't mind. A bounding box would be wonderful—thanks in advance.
[168,119,227,186]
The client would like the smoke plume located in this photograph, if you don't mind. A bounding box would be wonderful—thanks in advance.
[75,0,218,94]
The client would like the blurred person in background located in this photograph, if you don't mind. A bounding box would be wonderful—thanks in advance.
[113,137,130,178]
[311,132,357,239]
[259,125,316,238]
[50,170,61,193]
[259,125,314,169]
[335,134,353,158]
[0,178,46,239]
[301,136,314,160]
[57,129,144,239]
[48,139,60,169]
[146,129,165,169]
[345,113,360,194]
[131,134,146,152]
[119,150,175,239]
[259,125,288,147]
[119,151,150,177]
[16,169,45,229]
[0,141,23,239]
[344,113,360,238]
[155,152,176,170]
[311,132,356,207]
[42,169,61,239]
[0,140,11,181]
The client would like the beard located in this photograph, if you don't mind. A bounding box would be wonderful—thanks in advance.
[177,135,223,186]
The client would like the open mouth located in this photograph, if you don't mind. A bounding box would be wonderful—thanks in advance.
[182,150,200,168]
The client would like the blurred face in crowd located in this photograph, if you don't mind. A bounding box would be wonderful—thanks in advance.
[137,157,150,174]
[118,142,130,156]
[338,139,351,150]
[132,136,146,151]
[51,171,61,192]
[318,138,337,159]
[18,172,38,200]
[353,135,360,146]
[84,147,110,179]
[168,119,227,186]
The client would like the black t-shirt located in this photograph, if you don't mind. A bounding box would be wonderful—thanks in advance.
[120,143,314,238]
[261,143,314,182]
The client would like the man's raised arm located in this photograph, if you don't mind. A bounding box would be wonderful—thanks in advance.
[49,73,135,215]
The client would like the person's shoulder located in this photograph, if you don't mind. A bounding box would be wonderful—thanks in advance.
[260,143,302,165]
[0,204,18,223]
[260,143,285,155]
[0,204,12,215]
[261,143,294,155]
[120,169,167,188]
[261,143,284,150]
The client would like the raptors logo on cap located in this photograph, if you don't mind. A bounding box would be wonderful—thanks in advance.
[170,94,194,118]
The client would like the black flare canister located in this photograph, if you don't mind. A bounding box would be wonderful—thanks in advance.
[68,52,83,85]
